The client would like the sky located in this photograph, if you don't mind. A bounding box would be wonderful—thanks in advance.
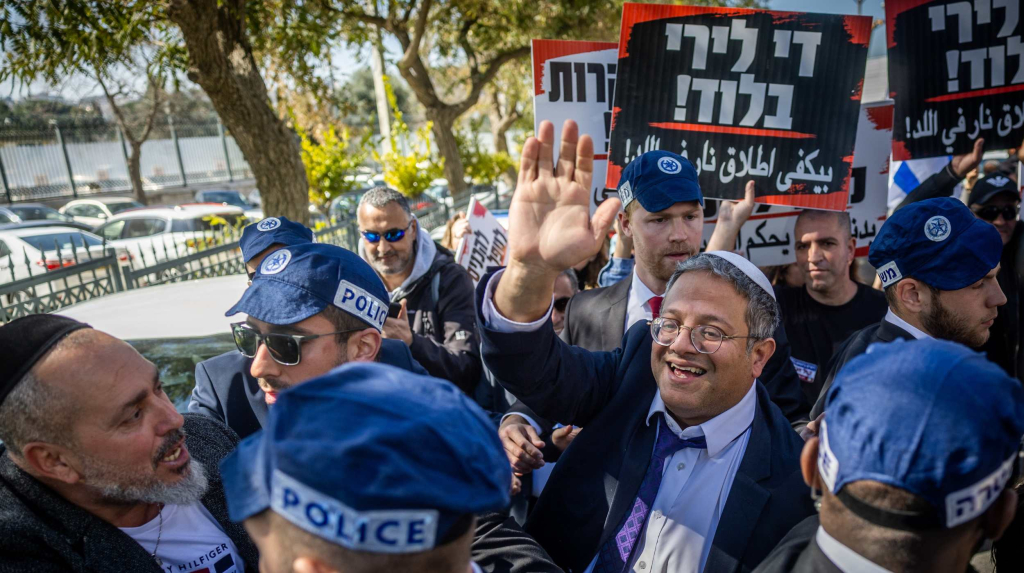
[3,0,889,103]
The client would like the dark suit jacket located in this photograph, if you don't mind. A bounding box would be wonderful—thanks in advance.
[513,272,808,430]
[188,339,429,439]
[478,271,815,573]
[751,516,842,573]
[0,415,259,573]
[809,318,914,419]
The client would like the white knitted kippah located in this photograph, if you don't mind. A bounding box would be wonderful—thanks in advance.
[703,251,776,301]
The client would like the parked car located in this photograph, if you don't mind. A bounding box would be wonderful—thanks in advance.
[0,205,93,231]
[0,226,112,283]
[60,275,247,410]
[195,189,263,221]
[60,197,145,228]
[93,204,248,266]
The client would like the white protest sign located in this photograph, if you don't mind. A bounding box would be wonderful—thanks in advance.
[702,100,893,265]
[455,198,508,284]
[532,39,618,215]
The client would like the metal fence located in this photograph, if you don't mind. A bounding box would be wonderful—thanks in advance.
[0,218,358,323]
[0,120,252,203]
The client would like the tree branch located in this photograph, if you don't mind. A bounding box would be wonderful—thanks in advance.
[450,45,528,117]
[400,0,433,69]
[457,17,479,72]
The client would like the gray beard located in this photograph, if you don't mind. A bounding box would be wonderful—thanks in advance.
[88,458,210,507]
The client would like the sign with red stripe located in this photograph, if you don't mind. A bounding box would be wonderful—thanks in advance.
[887,0,1024,160]
[606,3,870,212]
[532,39,618,215]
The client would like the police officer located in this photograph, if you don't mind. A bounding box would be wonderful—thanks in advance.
[809,197,1006,419]
[754,338,1024,573]
[219,362,560,573]
[188,224,427,438]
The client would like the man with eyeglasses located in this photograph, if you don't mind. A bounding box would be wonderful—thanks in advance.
[188,231,427,440]
[356,187,482,393]
[968,173,1024,381]
[476,120,814,572]
[551,269,579,335]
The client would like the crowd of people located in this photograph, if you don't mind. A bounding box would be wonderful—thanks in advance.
[1,116,1024,573]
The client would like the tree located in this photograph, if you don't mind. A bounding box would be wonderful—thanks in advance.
[165,0,310,224]
[0,1,175,204]
[300,125,372,213]
[336,66,419,132]
[484,58,532,189]
[373,76,443,198]
[456,116,514,186]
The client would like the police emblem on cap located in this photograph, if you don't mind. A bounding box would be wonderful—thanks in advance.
[657,157,682,175]
[924,216,951,242]
[618,180,634,206]
[261,249,292,275]
[257,217,281,232]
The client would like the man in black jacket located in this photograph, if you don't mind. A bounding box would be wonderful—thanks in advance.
[357,186,482,392]
[755,339,1023,573]
[0,315,259,572]
[809,197,1005,419]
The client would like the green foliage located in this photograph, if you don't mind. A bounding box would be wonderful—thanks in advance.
[336,67,418,132]
[456,117,514,184]
[300,125,373,213]
[372,76,443,198]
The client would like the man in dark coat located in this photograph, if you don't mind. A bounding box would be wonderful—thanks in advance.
[809,197,1005,419]
[755,339,1023,573]
[0,315,259,572]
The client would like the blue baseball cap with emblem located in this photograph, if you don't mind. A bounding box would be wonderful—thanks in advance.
[239,217,314,263]
[219,362,511,552]
[226,243,390,331]
[868,197,1002,291]
[818,339,1024,530]
[617,150,703,212]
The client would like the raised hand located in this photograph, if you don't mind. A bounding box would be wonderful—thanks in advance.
[495,120,620,322]
[951,138,984,178]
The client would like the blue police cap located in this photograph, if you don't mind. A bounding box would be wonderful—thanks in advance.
[819,339,1024,529]
[239,217,314,263]
[617,150,704,212]
[226,243,389,331]
[868,197,1002,291]
[219,362,511,553]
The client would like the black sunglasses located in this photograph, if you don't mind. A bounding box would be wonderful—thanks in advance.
[554,297,571,312]
[361,220,414,243]
[974,203,1020,222]
[231,322,364,366]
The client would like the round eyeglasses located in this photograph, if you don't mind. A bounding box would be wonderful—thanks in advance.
[648,317,757,354]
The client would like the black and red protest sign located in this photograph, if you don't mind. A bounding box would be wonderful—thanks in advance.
[887,0,1024,160]
[606,4,871,211]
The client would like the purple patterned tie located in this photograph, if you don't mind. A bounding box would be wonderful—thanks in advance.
[592,415,707,573]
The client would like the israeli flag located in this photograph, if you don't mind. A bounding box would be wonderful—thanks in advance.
[887,156,956,212]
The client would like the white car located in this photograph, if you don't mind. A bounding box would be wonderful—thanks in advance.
[93,204,248,267]
[0,226,112,284]
[60,275,248,410]
[60,197,145,228]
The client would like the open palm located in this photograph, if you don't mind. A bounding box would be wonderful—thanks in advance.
[508,119,621,274]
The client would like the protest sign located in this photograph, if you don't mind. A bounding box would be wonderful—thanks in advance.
[887,0,1024,160]
[532,39,619,215]
[455,198,508,284]
[702,100,893,265]
[606,4,871,211]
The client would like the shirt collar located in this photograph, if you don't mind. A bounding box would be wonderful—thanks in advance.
[815,526,894,573]
[883,308,931,340]
[471,563,484,573]
[628,268,662,315]
[646,380,756,457]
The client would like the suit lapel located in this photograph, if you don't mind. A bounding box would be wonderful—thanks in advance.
[703,395,772,573]
[604,278,632,351]
[593,418,658,553]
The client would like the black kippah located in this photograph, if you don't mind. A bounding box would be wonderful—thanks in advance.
[0,315,90,407]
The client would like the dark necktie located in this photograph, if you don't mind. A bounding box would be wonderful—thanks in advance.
[592,415,707,573]
[648,295,663,319]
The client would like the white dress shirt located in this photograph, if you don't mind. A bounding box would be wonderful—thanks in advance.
[625,269,663,334]
[883,308,931,340]
[815,526,894,573]
[482,270,756,573]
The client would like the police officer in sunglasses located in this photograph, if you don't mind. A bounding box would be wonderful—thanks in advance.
[967,173,1024,382]
[188,219,427,439]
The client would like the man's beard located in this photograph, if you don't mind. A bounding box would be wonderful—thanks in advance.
[369,250,413,275]
[80,429,209,506]
[921,296,986,347]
